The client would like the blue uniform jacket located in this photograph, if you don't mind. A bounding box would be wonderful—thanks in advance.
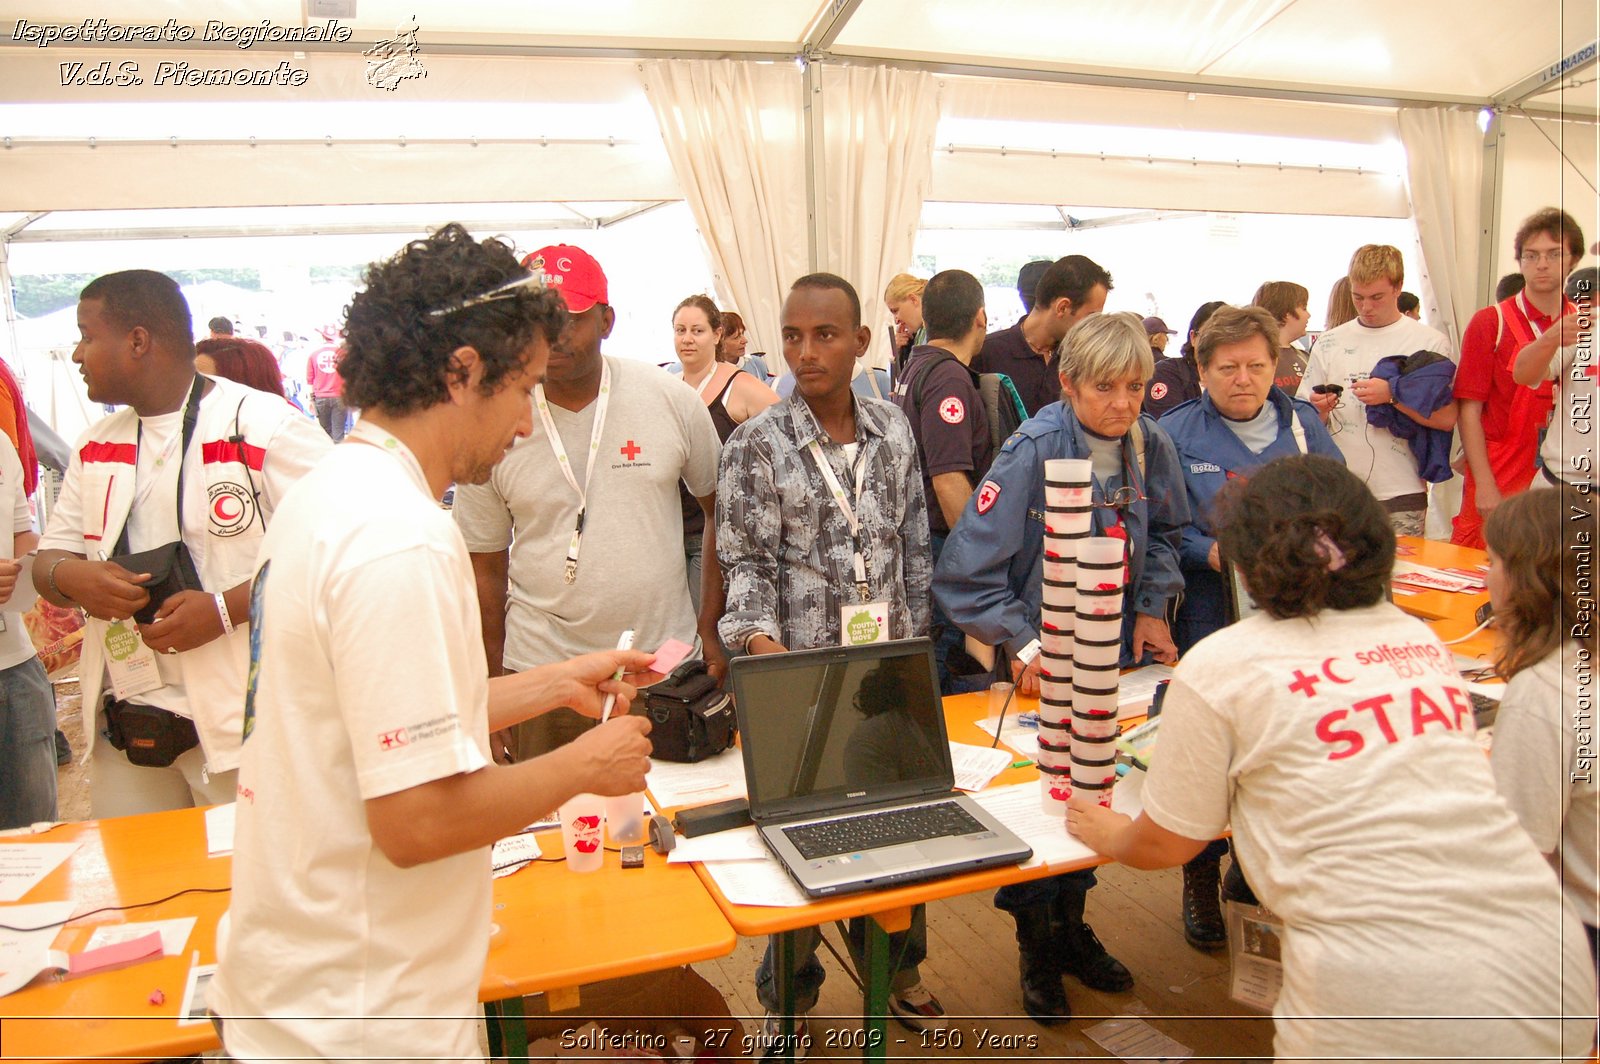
[1161,388,1340,652]
[932,401,1189,668]
[1367,353,1456,484]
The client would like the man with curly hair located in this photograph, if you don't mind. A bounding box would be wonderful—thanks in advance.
[211,225,656,1060]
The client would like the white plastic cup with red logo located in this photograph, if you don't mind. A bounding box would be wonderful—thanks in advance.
[1044,458,1092,485]
[559,793,606,872]
[1040,767,1072,816]
[1042,554,1076,584]
[1045,511,1093,536]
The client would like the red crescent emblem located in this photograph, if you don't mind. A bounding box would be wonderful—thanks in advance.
[1321,657,1353,684]
[213,495,242,522]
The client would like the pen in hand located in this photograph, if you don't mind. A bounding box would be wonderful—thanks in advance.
[599,629,635,723]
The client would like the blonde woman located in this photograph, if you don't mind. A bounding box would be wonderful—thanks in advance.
[885,272,927,376]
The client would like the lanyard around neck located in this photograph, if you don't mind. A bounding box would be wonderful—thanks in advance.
[535,360,612,583]
[120,375,204,553]
[804,437,871,600]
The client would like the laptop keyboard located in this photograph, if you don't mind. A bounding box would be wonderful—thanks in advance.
[782,801,984,860]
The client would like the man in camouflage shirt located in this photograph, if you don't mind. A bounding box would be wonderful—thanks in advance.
[715,272,944,1043]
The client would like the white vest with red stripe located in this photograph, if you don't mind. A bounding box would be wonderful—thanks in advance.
[49,376,330,773]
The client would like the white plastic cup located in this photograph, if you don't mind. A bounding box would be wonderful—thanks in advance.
[1040,629,1074,657]
[1070,713,1121,739]
[1073,638,1120,668]
[1044,486,1093,508]
[1042,556,1076,584]
[605,791,646,846]
[1070,759,1118,787]
[1036,743,1073,770]
[986,682,1016,732]
[1039,771,1071,816]
[559,793,606,872]
[1044,458,1092,484]
[1045,511,1093,536]
[1037,699,1073,726]
[1038,675,1074,703]
[1072,686,1120,716]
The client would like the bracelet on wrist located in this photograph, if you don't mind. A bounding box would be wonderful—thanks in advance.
[46,557,75,604]
[215,592,235,635]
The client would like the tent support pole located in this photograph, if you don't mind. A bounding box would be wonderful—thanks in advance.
[1476,115,1507,306]
[803,58,828,274]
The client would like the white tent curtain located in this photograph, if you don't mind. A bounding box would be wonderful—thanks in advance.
[1397,106,1484,348]
[819,66,941,365]
[641,60,809,357]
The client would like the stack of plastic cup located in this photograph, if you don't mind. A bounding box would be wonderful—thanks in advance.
[1072,536,1126,808]
[1039,458,1092,816]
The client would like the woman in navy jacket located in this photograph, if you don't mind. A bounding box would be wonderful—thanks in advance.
[1158,304,1339,951]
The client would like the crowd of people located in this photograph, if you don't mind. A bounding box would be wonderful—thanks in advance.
[1,204,1593,1061]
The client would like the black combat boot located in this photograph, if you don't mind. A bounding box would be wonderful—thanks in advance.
[1010,903,1071,1024]
[1182,849,1228,951]
[1053,887,1134,993]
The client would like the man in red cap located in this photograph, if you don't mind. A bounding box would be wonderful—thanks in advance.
[453,244,726,762]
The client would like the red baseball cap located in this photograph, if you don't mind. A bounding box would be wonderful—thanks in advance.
[521,244,608,313]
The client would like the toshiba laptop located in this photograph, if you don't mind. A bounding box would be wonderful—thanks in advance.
[729,638,1032,898]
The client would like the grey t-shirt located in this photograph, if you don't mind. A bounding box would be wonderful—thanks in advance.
[453,356,721,669]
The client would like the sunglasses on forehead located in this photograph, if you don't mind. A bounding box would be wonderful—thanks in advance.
[424,272,545,320]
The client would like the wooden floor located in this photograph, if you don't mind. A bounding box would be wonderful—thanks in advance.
[690,863,1275,1061]
[52,680,1273,1061]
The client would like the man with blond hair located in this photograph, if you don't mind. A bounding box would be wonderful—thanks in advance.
[1298,245,1456,536]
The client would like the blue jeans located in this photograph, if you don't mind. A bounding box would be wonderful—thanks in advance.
[0,657,58,830]
[314,396,346,442]
[755,907,927,1013]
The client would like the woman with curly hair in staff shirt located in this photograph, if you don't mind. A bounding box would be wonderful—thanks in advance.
[1068,454,1595,1060]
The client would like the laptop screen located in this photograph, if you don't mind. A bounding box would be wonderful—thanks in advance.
[730,639,952,819]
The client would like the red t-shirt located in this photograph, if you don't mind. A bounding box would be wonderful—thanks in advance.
[1452,293,1565,489]
[306,344,344,398]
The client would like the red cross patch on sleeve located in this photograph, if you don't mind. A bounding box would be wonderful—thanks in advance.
[976,479,1001,514]
[1149,381,1168,401]
[939,396,966,424]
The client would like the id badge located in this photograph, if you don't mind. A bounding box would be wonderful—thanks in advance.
[839,601,891,646]
[103,619,163,699]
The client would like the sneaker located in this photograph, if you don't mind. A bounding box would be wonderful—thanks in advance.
[759,1011,810,1060]
[889,981,947,1032]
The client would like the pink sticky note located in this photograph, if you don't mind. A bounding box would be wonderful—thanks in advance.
[68,931,164,975]
[649,639,693,675]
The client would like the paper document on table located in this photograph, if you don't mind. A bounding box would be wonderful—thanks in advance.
[85,917,195,958]
[0,842,79,902]
[646,746,747,809]
[0,900,73,997]
[667,825,767,864]
[703,853,810,907]
[1117,664,1175,716]
[178,957,217,1025]
[970,783,1097,870]
[204,803,236,856]
[949,741,1014,791]
[1392,564,1477,593]
[491,833,543,878]
[973,716,1038,757]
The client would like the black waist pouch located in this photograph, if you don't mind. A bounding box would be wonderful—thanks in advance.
[645,660,736,763]
[108,540,203,625]
[103,697,200,768]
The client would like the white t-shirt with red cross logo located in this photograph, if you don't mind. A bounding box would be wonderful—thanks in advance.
[1142,601,1593,1059]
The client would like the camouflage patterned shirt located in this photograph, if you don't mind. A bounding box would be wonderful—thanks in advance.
[716,393,931,652]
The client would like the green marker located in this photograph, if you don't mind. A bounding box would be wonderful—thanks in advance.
[1010,758,1034,769]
